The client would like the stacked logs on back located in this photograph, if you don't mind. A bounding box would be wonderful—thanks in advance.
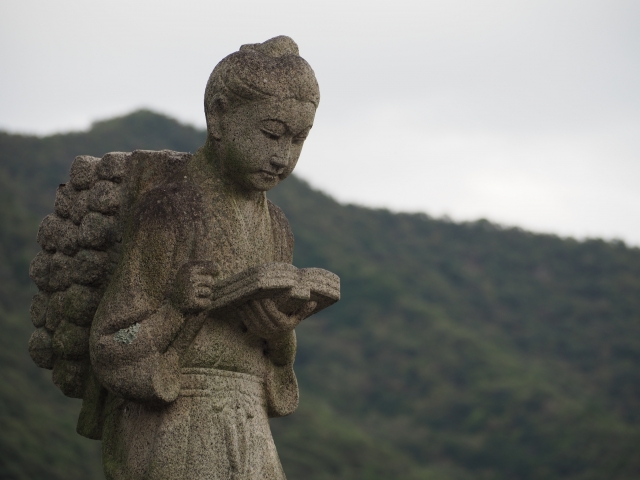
[28,149,190,402]
[29,153,128,398]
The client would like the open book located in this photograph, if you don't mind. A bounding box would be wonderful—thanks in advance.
[209,262,340,315]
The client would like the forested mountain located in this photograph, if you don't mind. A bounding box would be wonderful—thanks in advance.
[1,110,639,479]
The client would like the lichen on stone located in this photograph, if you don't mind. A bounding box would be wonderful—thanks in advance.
[113,323,141,344]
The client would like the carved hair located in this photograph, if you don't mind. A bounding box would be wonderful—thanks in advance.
[204,36,320,120]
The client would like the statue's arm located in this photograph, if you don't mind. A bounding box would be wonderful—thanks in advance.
[90,191,193,404]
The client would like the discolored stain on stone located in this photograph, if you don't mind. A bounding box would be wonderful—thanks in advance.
[113,323,141,344]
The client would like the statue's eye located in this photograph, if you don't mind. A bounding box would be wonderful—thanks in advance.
[261,120,286,140]
[293,134,307,145]
[293,127,311,145]
[261,129,280,140]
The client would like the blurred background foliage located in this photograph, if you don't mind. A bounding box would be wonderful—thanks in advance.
[0,111,639,479]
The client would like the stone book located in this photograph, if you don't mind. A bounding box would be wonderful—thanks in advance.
[208,262,340,315]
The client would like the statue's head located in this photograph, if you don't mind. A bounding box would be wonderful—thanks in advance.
[204,36,320,192]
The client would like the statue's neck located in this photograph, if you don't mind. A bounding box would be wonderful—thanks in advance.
[191,140,266,211]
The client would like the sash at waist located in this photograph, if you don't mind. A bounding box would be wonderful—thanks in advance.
[180,367,264,399]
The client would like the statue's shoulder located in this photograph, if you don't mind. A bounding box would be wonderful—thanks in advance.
[133,173,204,227]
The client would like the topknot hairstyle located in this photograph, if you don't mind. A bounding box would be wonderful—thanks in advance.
[204,36,320,120]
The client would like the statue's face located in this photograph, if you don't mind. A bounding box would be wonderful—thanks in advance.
[215,97,316,192]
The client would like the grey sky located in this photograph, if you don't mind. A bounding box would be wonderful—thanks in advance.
[2,0,639,244]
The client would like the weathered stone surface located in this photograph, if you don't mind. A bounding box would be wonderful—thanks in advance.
[54,183,77,218]
[70,190,90,225]
[30,292,49,328]
[56,220,80,255]
[45,291,66,332]
[97,152,129,182]
[53,359,89,398]
[29,328,54,369]
[28,35,339,480]
[49,253,76,291]
[53,320,90,360]
[36,214,58,252]
[29,250,52,291]
[70,155,99,190]
[64,284,102,326]
[88,181,122,215]
[74,249,109,286]
[79,212,118,250]
[77,371,108,440]
[37,214,79,255]
[127,149,190,197]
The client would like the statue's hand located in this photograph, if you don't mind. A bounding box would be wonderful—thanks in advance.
[238,298,317,340]
[170,261,219,314]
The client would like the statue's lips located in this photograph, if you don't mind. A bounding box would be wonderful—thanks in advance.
[258,170,281,180]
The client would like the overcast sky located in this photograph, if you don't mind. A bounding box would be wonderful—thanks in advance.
[2,0,639,245]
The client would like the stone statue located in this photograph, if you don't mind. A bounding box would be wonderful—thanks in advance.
[28,35,340,479]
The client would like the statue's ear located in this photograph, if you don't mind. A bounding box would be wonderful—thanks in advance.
[206,97,228,141]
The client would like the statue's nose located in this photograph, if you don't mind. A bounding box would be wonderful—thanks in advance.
[270,155,288,173]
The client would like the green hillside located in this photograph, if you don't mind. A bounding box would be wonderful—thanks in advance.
[1,110,639,479]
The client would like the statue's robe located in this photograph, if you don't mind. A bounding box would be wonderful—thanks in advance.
[90,155,296,480]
